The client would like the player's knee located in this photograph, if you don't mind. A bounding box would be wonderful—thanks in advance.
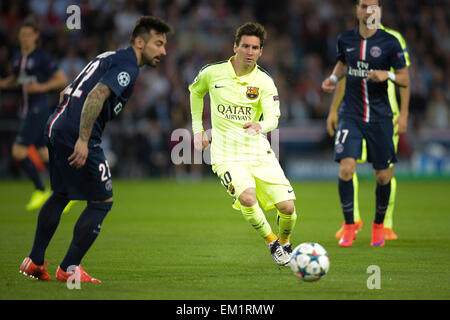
[276,200,295,215]
[11,144,28,161]
[374,170,392,185]
[239,189,257,207]
[339,161,355,180]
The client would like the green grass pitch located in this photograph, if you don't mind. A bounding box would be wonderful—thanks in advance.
[0,178,449,300]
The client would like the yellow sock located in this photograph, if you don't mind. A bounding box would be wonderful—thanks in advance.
[384,177,397,229]
[277,210,297,242]
[264,232,277,244]
[240,203,274,241]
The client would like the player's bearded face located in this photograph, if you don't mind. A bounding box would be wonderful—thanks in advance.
[234,35,263,68]
[142,31,167,68]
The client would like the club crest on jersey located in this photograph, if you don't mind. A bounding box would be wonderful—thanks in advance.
[370,46,382,58]
[246,86,259,100]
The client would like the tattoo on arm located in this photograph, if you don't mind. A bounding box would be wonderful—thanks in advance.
[79,82,111,142]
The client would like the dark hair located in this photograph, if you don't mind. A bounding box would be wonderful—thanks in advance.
[234,22,267,48]
[20,18,40,33]
[356,0,382,6]
[130,16,173,44]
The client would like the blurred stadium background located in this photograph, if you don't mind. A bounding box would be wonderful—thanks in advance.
[0,0,449,181]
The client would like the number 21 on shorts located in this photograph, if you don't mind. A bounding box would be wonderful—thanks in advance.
[99,160,111,182]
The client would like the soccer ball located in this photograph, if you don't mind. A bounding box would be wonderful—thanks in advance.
[289,242,330,282]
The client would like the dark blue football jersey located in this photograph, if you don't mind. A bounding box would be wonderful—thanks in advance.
[12,48,59,115]
[336,28,407,123]
[47,46,139,148]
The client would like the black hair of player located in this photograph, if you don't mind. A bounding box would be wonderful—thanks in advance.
[235,22,267,48]
[19,18,40,33]
[356,0,382,6]
[130,16,173,44]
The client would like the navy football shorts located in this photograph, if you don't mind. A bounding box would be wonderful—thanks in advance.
[15,103,50,147]
[334,116,397,170]
[47,138,113,201]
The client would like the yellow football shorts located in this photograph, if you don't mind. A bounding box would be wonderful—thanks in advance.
[212,154,296,211]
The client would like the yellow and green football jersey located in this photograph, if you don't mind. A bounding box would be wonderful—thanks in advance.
[189,56,280,164]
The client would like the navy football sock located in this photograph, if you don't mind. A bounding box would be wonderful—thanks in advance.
[60,201,113,272]
[339,178,354,224]
[29,192,69,265]
[375,181,391,224]
[19,157,45,191]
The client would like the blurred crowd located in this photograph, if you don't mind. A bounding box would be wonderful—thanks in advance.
[0,0,449,179]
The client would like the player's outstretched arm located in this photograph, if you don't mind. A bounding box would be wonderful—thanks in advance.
[326,77,346,137]
[68,82,111,168]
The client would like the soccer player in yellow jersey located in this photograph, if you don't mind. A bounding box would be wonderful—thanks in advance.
[189,22,297,266]
[327,23,410,241]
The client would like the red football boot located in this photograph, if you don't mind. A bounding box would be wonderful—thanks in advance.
[371,222,386,247]
[338,223,356,247]
[19,257,51,281]
[56,265,101,283]
[335,219,363,239]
